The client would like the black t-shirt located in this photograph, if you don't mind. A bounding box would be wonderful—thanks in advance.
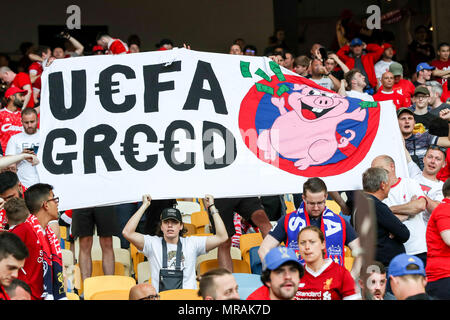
[414,112,448,136]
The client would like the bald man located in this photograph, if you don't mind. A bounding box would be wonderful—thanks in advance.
[129,282,159,300]
[373,72,409,109]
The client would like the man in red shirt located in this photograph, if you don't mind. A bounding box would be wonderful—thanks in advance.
[0,232,29,300]
[0,67,34,108]
[373,71,410,109]
[10,183,66,300]
[337,38,384,91]
[247,246,304,300]
[380,62,416,107]
[96,33,129,55]
[28,46,52,105]
[425,178,450,299]
[0,87,25,154]
[431,43,450,85]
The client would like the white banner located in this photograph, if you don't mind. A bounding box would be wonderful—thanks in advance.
[37,48,408,211]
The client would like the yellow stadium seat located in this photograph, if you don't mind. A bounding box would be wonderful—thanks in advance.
[326,200,341,215]
[66,292,80,300]
[159,289,202,300]
[91,247,132,276]
[198,259,251,275]
[285,200,296,213]
[239,233,263,267]
[84,275,136,300]
[76,261,126,278]
[130,243,146,280]
[183,223,197,236]
[137,261,151,284]
[176,201,201,216]
[195,247,241,274]
[190,211,210,234]
[344,246,352,257]
[344,257,354,271]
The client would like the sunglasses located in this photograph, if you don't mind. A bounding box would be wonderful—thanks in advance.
[138,294,160,300]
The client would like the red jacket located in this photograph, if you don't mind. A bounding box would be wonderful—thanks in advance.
[337,44,384,89]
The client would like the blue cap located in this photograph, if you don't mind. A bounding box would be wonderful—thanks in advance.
[388,254,426,278]
[416,62,435,73]
[350,38,363,47]
[263,247,301,271]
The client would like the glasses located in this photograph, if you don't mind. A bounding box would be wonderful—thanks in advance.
[415,95,429,100]
[428,144,447,155]
[46,197,59,204]
[304,199,326,207]
[138,294,160,300]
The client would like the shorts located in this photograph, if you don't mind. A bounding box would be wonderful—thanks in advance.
[210,197,265,238]
[71,205,120,238]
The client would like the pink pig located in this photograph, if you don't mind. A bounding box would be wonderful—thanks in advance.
[257,84,367,170]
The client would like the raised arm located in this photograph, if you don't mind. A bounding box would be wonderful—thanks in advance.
[122,194,151,251]
[0,153,39,169]
[436,109,450,147]
[328,53,350,74]
[202,195,228,251]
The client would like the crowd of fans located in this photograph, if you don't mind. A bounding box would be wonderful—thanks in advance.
[1,8,450,302]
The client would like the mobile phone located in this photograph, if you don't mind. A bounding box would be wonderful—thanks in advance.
[319,48,328,63]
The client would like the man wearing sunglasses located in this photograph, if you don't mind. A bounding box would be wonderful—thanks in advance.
[129,282,160,300]
[9,183,66,300]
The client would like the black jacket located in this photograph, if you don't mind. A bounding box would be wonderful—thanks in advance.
[367,194,410,267]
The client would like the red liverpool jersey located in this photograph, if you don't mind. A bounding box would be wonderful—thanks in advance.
[295,259,360,300]
[0,108,22,153]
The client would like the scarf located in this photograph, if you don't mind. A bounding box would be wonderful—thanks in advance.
[284,202,346,266]
[25,214,66,300]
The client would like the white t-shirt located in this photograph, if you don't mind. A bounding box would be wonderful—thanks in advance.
[345,90,374,101]
[5,130,40,188]
[309,76,334,91]
[142,235,207,293]
[382,177,427,255]
[408,161,444,225]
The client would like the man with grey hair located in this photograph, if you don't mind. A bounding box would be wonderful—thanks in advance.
[371,155,428,266]
[426,80,450,117]
[363,167,410,267]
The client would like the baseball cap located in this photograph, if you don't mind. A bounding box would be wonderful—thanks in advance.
[389,62,403,76]
[263,246,302,271]
[413,86,430,96]
[416,62,435,73]
[92,45,104,52]
[397,107,414,118]
[160,207,182,223]
[382,43,396,55]
[388,253,426,278]
[350,38,363,47]
[4,87,27,100]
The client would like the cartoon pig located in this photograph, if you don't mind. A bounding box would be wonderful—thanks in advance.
[257,84,367,170]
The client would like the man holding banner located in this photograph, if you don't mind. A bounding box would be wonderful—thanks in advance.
[258,177,362,279]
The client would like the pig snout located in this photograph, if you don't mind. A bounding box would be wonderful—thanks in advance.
[298,95,335,108]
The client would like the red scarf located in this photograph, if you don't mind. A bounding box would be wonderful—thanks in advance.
[25,214,65,300]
